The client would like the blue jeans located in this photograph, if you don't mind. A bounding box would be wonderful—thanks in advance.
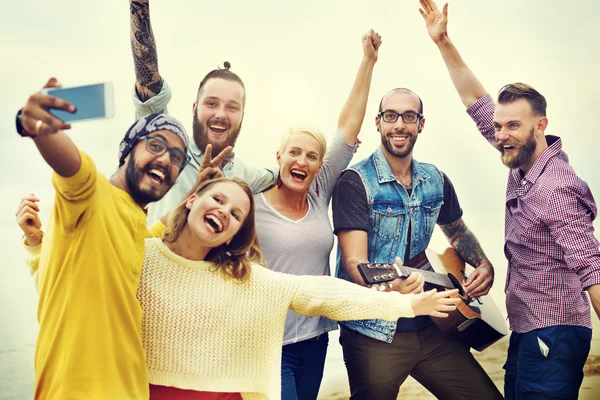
[504,325,591,400]
[281,333,329,400]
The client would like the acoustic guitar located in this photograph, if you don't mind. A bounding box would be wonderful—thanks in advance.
[357,248,507,351]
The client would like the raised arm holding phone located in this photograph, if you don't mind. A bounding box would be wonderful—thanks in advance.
[17,78,190,399]
[20,78,79,176]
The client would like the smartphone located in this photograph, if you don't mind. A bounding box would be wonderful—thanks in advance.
[42,82,115,122]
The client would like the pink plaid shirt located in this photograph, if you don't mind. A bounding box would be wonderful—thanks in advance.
[467,94,600,333]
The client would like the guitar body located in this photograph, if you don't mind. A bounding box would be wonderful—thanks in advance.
[358,248,508,352]
[417,248,507,351]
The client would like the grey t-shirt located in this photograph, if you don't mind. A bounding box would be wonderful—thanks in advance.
[131,79,278,225]
[254,131,357,345]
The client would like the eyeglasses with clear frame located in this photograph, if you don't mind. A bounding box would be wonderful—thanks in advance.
[378,110,423,124]
[138,135,190,168]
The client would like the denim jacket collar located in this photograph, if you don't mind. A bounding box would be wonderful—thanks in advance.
[373,146,431,188]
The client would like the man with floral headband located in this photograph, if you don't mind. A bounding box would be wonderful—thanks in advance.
[16,78,189,400]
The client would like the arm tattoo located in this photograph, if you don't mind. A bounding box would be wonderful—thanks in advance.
[130,0,163,101]
[440,219,490,269]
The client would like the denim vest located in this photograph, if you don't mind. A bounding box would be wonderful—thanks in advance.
[335,147,444,343]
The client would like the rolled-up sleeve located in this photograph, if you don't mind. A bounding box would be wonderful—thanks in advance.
[466,94,497,147]
[544,184,600,289]
[132,78,172,119]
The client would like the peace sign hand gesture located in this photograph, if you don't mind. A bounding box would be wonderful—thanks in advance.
[187,144,233,196]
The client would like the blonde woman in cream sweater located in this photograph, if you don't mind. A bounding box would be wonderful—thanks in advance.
[20,177,458,400]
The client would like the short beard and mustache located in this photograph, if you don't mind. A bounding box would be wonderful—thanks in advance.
[125,148,173,205]
[496,127,537,169]
[192,108,242,157]
[381,127,419,159]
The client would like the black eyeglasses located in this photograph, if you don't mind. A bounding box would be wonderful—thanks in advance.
[138,135,190,168]
[378,110,423,124]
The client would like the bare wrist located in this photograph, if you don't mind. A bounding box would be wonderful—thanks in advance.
[361,56,377,65]
[23,229,43,247]
[435,33,452,47]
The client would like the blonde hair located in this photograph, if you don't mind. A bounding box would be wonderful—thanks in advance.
[163,177,263,280]
[278,125,327,164]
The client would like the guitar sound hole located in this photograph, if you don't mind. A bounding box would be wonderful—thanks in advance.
[447,274,465,297]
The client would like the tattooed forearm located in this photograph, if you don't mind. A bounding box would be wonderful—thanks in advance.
[440,218,491,269]
[130,0,163,101]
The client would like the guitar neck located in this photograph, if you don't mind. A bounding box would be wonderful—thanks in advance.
[399,265,455,289]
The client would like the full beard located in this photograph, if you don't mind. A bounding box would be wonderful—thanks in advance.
[381,131,418,159]
[192,109,242,157]
[125,154,173,205]
[496,128,536,169]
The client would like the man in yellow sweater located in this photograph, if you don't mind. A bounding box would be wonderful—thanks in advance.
[16,78,190,400]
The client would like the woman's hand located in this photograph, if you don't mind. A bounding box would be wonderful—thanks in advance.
[411,288,460,317]
[16,194,43,247]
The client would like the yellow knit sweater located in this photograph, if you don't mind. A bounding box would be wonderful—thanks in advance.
[140,238,415,399]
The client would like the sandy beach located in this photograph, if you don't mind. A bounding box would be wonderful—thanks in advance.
[318,323,600,399]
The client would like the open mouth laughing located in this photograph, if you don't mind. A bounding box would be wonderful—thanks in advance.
[204,214,224,233]
[289,169,307,182]
[144,165,170,186]
[390,134,409,146]
[497,141,519,154]
[208,122,229,136]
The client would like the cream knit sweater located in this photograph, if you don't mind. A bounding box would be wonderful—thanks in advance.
[140,238,415,400]
[25,237,417,399]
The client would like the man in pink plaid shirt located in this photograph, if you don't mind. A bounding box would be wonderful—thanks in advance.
[419,0,600,399]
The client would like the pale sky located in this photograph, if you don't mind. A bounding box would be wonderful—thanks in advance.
[1,0,599,395]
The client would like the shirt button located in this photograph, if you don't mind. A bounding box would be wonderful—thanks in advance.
[521,180,526,186]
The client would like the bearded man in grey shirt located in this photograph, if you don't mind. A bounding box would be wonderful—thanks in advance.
[129,0,277,224]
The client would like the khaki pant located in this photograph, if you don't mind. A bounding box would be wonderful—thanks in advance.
[339,323,503,400]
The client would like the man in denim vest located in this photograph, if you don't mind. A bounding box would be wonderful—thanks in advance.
[332,87,502,399]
